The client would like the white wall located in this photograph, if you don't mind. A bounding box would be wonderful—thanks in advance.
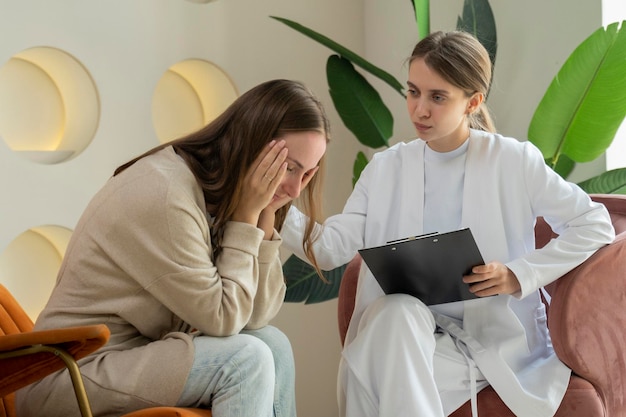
[0,1,610,417]
[604,1,626,171]
[0,0,362,244]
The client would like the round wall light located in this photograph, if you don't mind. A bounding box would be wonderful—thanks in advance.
[0,47,100,164]
[0,225,72,320]
[152,59,238,143]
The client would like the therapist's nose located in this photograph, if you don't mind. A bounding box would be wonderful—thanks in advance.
[412,98,430,118]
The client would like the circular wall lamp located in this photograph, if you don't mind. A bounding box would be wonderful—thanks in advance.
[152,59,238,143]
[0,47,100,164]
[0,225,72,320]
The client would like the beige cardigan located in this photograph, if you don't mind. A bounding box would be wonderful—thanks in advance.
[16,147,286,416]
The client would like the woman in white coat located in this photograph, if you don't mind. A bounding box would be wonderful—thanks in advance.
[281,31,615,417]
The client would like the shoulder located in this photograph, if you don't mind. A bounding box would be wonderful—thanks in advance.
[370,139,424,165]
[357,140,424,184]
[102,147,204,216]
[122,147,198,194]
[135,147,194,183]
[469,129,543,161]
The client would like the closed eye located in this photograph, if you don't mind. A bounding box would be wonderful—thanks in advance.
[286,165,317,182]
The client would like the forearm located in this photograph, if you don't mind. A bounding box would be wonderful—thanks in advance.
[508,195,615,298]
[257,208,276,240]
[281,206,365,270]
[245,236,286,328]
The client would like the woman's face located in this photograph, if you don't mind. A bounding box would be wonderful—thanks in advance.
[274,131,327,202]
[406,57,483,152]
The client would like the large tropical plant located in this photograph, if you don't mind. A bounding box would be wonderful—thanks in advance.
[277,4,626,303]
[527,21,626,193]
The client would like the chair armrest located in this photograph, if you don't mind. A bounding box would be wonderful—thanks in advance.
[0,324,110,396]
[338,255,361,346]
[548,232,626,415]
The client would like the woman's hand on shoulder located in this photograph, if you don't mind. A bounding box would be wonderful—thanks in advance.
[463,261,521,297]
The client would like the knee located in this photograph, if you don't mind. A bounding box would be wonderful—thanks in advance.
[235,335,275,382]
[246,326,295,374]
[259,326,293,357]
[366,294,436,331]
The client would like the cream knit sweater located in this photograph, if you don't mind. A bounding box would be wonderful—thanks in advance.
[17,146,286,416]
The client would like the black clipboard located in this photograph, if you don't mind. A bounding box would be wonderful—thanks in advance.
[358,228,485,305]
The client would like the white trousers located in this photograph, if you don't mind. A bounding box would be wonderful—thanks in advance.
[338,294,489,417]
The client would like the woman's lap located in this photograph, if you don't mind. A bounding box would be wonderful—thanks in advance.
[177,325,296,417]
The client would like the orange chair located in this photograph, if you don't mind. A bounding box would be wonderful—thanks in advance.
[0,284,212,417]
[337,194,626,417]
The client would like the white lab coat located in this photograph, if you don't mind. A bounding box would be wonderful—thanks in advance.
[282,129,615,416]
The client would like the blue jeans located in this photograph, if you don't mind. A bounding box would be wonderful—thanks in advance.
[176,325,296,417]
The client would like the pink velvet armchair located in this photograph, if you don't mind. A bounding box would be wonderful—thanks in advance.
[337,194,626,417]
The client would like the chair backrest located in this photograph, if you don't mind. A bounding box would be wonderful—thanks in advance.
[0,285,35,336]
[0,284,35,417]
[337,193,626,345]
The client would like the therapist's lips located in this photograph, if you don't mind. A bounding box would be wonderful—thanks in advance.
[414,122,431,133]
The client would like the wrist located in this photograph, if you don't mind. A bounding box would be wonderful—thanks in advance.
[258,209,276,239]
[231,211,259,226]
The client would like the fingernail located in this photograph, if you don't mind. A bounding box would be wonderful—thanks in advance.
[269,140,276,147]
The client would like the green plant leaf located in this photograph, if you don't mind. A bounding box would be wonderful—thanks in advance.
[353,151,369,187]
[270,16,405,96]
[577,168,626,194]
[548,154,575,178]
[528,21,626,165]
[456,0,497,67]
[327,55,394,149]
[282,254,346,303]
[412,0,430,40]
